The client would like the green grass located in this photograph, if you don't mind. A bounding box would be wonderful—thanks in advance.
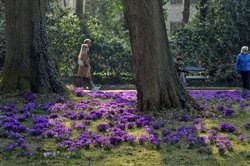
[0,90,249,166]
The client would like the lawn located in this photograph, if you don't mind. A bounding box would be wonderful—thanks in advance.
[0,88,249,166]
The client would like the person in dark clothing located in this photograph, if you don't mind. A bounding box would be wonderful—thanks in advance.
[175,56,187,86]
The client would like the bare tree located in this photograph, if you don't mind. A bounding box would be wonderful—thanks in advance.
[75,0,83,19]
[182,0,191,25]
[0,0,65,94]
[124,0,198,112]
[63,0,67,7]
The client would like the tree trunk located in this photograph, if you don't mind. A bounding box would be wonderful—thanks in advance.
[83,0,87,15]
[0,0,65,94]
[75,0,83,19]
[124,0,198,112]
[63,0,67,7]
[182,0,191,25]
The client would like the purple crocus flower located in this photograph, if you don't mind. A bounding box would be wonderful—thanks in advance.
[49,103,69,112]
[178,115,190,122]
[109,136,123,146]
[62,111,78,120]
[151,122,165,129]
[162,133,180,144]
[207,136,217,145]
[217,106,225,111]
[237,134,246,141]
[162,129,171,136]
[219,122,237,133]
[136,116,152,127]
[126,122,136,129]
[74,102,92,110]
[116,123,126,130]
[208,129,218,135]
[97,124,109,132]
[193,118,204,124]
[5,142,18,151]
[222,109,235,116]
[77,112,87,120]
[243,123,250,130]
[138,135,148,145]
[122,134,136,143]
[24,92,37,101]
[197,136,206,145]
[50,113,59,119]
[71,121,87,130]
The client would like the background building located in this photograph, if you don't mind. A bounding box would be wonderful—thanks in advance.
[59,0,198,36]
[58,0,87,15]
[166,0,199,36]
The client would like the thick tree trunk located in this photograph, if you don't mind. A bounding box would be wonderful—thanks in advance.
[182,0,191,25]
[124,0,198,112]
[0,0,65,94]
[75,0,83,19]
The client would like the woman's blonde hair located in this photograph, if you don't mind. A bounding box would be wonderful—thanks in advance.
[78,44,89,59]
[241,46,249,53]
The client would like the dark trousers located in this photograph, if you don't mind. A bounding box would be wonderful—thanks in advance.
[240,71,250,90]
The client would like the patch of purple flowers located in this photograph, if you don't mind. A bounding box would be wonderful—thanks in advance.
[243,123,250,130]
[30,116,49,136]
[237,134,246,141]
[151,121,165,130]
[97,124,109,132]
[109,136,123,146]
[219,122,237,133]
[1,89,249,157]
[24,92,37,101]
[222,109,235,116]
[177,114,190,122]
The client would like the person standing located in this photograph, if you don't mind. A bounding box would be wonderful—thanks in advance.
[235,46,250,98]
[175,55,187,86]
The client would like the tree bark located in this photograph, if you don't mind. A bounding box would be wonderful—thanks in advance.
[63,0,67,7]
[1,0,66,94]
[83,0,87,15]
[182,0,191,25]
[75,0,83,19]
[124,0,198,112]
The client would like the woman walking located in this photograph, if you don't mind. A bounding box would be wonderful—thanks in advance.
[76,44,94,89]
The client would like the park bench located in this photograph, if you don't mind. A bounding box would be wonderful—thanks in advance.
[185,66,208,85]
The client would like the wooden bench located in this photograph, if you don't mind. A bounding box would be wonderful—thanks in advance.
[185,66,208,84]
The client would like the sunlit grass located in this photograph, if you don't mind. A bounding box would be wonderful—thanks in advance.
[0,89,250,166]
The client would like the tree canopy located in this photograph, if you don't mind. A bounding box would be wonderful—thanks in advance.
[172,0,250,83]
